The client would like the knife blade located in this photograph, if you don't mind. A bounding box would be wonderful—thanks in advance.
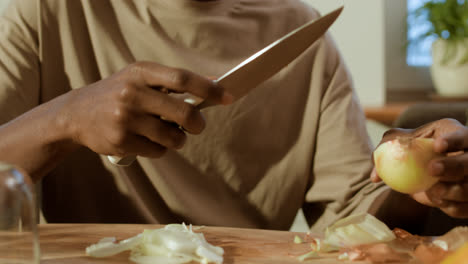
[200,6,343,108]
[108,6,343,166]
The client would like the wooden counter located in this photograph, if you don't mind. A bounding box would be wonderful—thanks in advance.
[37,224,362,264]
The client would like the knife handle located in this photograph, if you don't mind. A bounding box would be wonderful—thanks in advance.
[107,155,137,166]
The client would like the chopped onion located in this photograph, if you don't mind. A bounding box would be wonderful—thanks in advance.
[297,251,319,262]
[433,240,449,251]
[323,214,396,248]
[130,255,193,264]
[293,214,395,262]
[311,237,339,253]
[294,235,303,244]
[86,223,224,264]
[86,234,143,257]
[338,252,349,260]
[433,226,468,251]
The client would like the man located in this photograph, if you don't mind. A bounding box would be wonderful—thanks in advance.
[0,0,465,234]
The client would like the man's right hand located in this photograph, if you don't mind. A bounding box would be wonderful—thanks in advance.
[61,61,233,159]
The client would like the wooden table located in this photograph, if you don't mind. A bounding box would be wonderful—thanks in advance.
[364,103,413,127]
[38,224,360,264]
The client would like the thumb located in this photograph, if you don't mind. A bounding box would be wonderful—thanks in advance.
[370,167,381,183]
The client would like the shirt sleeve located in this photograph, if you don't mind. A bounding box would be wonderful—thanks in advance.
[0,0,40,124]
[304,34,390,234]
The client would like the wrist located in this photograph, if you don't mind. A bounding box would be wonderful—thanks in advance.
[0,92,81,180]
[48,91,82,152]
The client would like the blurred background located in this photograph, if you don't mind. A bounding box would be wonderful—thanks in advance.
[307,0,437,105]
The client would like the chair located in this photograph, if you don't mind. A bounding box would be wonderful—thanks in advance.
[393,102,468,128]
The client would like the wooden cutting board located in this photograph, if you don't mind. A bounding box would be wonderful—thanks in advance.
[39,224,365,264]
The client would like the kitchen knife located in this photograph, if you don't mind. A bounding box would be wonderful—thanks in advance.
[108,6,344,166]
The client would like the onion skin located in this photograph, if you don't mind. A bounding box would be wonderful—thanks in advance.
[374,137,440,194]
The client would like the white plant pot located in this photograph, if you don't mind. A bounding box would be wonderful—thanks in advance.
[431,38,468,97]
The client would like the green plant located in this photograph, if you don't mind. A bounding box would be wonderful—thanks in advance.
[409,0,468,64]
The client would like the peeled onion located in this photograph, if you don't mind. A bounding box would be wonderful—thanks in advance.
[323,213,396,248]
[373,137,440,194]
[86,224,223,264]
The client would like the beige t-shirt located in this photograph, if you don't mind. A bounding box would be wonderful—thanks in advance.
[0,0,387,232]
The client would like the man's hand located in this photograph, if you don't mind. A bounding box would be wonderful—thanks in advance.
[0,61,233,180]
[62,61,233,159]
[371,118,468,218]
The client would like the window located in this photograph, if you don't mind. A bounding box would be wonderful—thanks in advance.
[407,0,437,67]
[385,0,433,97]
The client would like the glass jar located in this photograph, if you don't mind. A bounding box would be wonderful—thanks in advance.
[0,163,40,263]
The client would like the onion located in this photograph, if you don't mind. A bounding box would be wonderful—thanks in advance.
[374,137,440,194]
[323,213,395,248]
[294,235,303,244]
[295,214,395,262]
[86,223,224,264]
[86,235,143,257]
[297,251,319,262]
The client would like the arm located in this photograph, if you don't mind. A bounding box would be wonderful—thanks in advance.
[0,0,53,180]
[0,63,232,182]
[0,1,232,182]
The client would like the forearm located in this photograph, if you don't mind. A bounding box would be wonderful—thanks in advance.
[0,93,78,181]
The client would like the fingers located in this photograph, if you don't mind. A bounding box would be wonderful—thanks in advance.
[413,118,463,138]
[127,62,234,106]
[128,114,187,149]
[428,154,468,182]
[433,137,449,154]
[107,132,168,159]
[134,88,206,134]
[79,61,232,160]
[435,127,468,153]
[370,167,382,183]
[103,113,186,159]
[411,192,436,208]
[433,185,468,218]
[441,203,468,218]
[113,62,221,134]
[439,182,468,202]
[417,182,468,218]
